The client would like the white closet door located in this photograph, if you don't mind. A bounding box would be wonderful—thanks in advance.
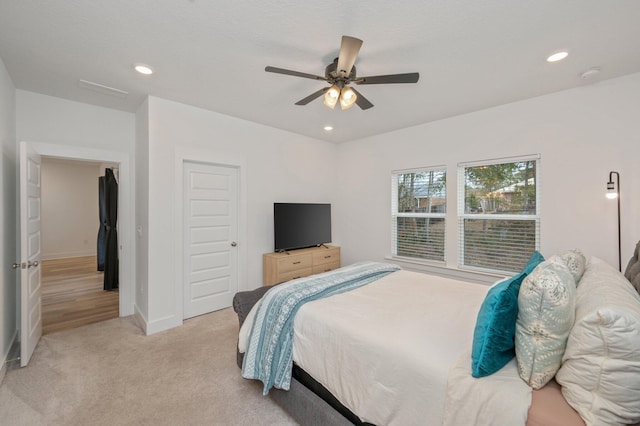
[183,161,238,319]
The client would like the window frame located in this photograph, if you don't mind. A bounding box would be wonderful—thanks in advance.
[391,166,447,263]
[457,155,541,274]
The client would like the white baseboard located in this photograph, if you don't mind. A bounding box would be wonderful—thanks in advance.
[133,304,148,335]
[134,305,183,336]
[1,329,18,386]
[145,314,182,336]
[0,356,5,385]
[42,251,97,261]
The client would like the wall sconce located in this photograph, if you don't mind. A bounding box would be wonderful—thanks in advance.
[606,171,621,271]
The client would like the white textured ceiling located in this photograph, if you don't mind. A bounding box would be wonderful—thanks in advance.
[1,1,639,143]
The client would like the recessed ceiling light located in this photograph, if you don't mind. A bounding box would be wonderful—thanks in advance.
[324,126,333,131]
[134,64,154,75]
[580,67,601,79]
[546,51,569,63]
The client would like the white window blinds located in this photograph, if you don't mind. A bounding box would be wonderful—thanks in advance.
[391,167,446,262]
[457,155,540,273]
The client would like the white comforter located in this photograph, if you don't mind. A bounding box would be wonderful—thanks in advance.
[443,351,532,425]
[239,269,532,425]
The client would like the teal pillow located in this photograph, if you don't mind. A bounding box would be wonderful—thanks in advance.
[471,251,545,378]
[471,272,526,377]
[523,250,545,274]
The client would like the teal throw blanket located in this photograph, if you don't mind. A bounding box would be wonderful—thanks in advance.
[242,261,401,395]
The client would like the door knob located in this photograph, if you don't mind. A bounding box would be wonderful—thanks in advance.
[231,242,237,247]
[27,260,39,268]
[11,263,20,269]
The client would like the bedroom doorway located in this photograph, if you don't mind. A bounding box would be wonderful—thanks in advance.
[18,141,132,367]
[40,158,119,335]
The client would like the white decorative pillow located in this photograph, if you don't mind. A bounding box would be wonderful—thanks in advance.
[515,257,575,389]
[556,257,640,426]
[560,249,587,285]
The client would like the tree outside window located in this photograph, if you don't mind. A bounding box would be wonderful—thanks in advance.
[459,159,539,273]
[392,168,446,262]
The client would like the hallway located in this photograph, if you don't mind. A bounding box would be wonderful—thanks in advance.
[42,256,119,335]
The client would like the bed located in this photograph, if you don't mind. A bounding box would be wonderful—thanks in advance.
[233,250,640,425]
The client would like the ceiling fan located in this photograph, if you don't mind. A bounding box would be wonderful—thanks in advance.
[265,35,419,111]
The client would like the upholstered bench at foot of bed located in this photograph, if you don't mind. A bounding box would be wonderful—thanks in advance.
[232,286,270,368]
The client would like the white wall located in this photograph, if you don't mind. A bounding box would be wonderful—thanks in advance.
[0,56,17,384]
[16,91,135,152]
[138,96,338,333]
[16,91,136,315]
[134,99,149,323]
[335,73,640,274]
[11,72,640,339]
[40,158,102,260]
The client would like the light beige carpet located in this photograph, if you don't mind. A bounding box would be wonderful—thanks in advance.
[0,308,297,425]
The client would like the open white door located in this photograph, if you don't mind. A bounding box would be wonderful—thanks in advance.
[19,141,42,367]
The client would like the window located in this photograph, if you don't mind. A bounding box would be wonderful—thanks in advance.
[392,168,446,262]
[458,156,540,273]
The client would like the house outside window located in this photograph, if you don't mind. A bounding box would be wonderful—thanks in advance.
[457,155,540,273]
[391,167,446,262]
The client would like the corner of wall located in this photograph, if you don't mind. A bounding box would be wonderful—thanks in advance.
[0,52,18,389]
[0,329,18,386]
[133,303,148,335]
[144,314,182,336]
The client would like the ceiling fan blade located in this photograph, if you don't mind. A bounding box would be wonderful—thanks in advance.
[355,72,420,85]
[265,66,327,81]
[336,36,363,78]
[350,87,374,110]
[295,87,329,105]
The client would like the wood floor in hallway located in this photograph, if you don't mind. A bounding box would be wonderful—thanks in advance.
[42,256,119,335]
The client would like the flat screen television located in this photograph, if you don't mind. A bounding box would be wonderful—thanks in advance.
[274,203,332,252]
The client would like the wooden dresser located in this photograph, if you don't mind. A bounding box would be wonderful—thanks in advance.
[262,245,341,286]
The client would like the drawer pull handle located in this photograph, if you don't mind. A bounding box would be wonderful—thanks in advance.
[293,261,301,265]
[324,255,331,259]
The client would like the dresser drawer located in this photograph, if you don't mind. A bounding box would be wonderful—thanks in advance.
[276,254,313,273]
[263,245,341,286]
[312,260,340,275]
[279,267,314,282]
[312,247,340,266]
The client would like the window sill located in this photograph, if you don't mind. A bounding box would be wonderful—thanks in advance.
[385,256,506,285]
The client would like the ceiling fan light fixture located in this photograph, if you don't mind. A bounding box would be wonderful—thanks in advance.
[323,85,340,109]
[265,35,419,111]
[339,87,357,110]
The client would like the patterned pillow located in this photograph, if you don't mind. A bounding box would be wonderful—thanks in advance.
[560,249,587,285]
[515,257,576,389]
